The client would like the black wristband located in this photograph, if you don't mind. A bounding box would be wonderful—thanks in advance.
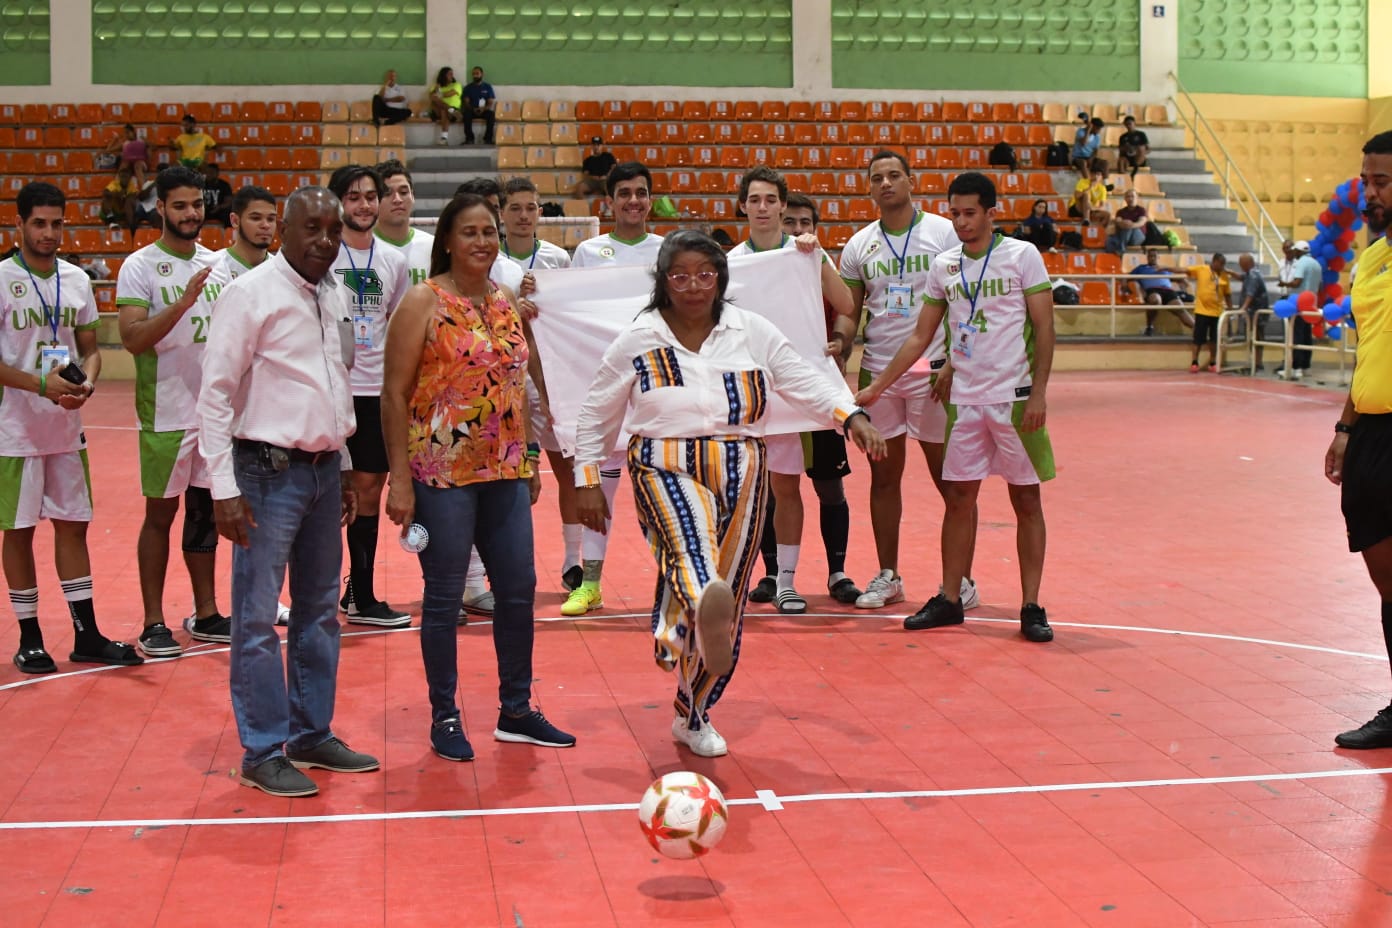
[1335,421,1353,435]
[842,409,870,437]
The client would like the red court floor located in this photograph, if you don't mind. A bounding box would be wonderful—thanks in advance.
[2,371,1390,928]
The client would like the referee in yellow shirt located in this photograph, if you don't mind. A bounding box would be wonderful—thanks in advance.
[1326,130,1392,750]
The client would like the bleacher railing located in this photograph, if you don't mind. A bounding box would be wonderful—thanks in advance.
[1167,72,1287,272]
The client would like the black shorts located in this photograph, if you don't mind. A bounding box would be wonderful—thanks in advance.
[1192,314,1221,345]
[346,395,388,474]
[804,429,851,481]
[1342,414,1392,552]
[1144,288,1182,306]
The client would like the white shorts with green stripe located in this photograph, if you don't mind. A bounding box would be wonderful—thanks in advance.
[139,428,209,499]
[943,401,1056,485]
[0,451,93,530]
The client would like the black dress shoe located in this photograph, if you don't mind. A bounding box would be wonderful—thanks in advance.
[904,594,964,631]
[1335,706,1392,749]
[1020,603,1054,642]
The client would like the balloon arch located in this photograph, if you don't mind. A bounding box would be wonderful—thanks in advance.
[1270,177,1361,340]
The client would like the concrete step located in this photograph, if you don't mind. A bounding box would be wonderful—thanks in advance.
[1186,234,1259,256]
[1179,207,1242,225]
[1148,153,1210,175]
[407,149,497,174]
[1162,181,1223,200]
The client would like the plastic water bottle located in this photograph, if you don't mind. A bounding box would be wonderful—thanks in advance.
[400,522,429,553]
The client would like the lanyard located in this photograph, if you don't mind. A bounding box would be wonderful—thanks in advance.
[746,233,787,254]
[342,240,374,313]
[959,235,998,320]
[503,238,539,270]
[878,212,918,280]
[16,255,60,342]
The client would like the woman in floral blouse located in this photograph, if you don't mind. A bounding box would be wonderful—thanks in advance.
[381,193,575,762]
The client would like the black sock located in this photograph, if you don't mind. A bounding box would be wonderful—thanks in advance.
[759,496,777,577]
[820,499,851,576]
[1382,602,1392,704]
[347,515,379,605]
[18,617,43,650]
[61,576,105,653]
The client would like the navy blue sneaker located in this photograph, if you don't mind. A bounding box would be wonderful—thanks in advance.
[431,718,474,761]
[494,710,576,748]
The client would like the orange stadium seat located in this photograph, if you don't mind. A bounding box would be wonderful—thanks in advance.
[1027,173,1056,196]
[655,101,680,120]
[321,101,348,122]
[740,124,767,144]
[601,101,628,120]
[966,102,989,122]
[889,102,914,122]
[803,148,826,168]
[1079,282,1111,305]
[810,172,835,194]
[1003,125,1028,146]
[658,123,684,144]
[917,173,946,195]
[709,100,734,120]
[290,148,318,170]
[699,173,726,194]
[686,123,712,143]
[630,124,658,144]
[767,123,792,145]
[812,101,837,122]
[792,124,818,146]
[1027,125,1054,146]
[787,102,814,122]
[1095,253,1123,275]
[130,103,157,123]
[574,100,602,121]
[22,103,50,123]
[267,101,295,122]
[71,126,103,148]
[708,199,735,222]
[157,103,182,122]
[1018,102,1043,122]
[992,103,1017,123]
[978,125,1002,146]
[936,148,963,168]
[866,101,890,121]
[629,100,655,120]
[899,125,925,145]
[207,101,235,122]
[263,149,292,170]
[925,124,948,145]
[734,101,758,121]
[819,199,846,222]
[784,172,808,193]
[666,146,691,167]
[837,172,866,195]
[906,147,935,168]
[715,147,743,168]
[604,123,629,144]
[681,101,708,121]
[1067,253,1096,274]
[846,124,872,145]
[62,151,96,173]
[49,103,76,122]
[916,102,940,122]
[210,124,237,144]
[264,124,294,146]
[818,125,845,144]
[950,124,976,144]
[240,101,268,121]
[773,148,800,169]
[839,102,865,122]
[759,101,787,121]
[829,146,855,168]
[262,173,295,196]
[294,101,322,122]
[964,147,987,168]
[848,199,875,222]
[15,127,41,148]
[43,127,71,148]
[101,102,129,122]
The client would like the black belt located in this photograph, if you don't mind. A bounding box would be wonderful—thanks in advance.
[235,439,336,464]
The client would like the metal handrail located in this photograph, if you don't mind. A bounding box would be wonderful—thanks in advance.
[1167,72,1287,272]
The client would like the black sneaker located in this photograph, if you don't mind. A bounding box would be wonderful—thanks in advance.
[138,622,183,657]
[829,577,862,604]
[346,600,412,628]
[286,735,380,772]
[240,755,319,797]
[1335,706,1392,749]
[431,717,475,761]
[494,709,576,748]
[186,612,232,643]
[339,575,353,614]
[1021,603,1054,642]
[748,576,776,603]
[561,565,583,592]
[904,594,964,631]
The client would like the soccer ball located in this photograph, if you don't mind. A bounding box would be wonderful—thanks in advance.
[638,771,728,859]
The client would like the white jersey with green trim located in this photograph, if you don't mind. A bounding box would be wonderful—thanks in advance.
[924,234,1053,406]
[116,240,227,432]
[0,256,100,456]
[215,247,269,282]
[501,238,571,271]
[571,232,664,269]
[331,238,411,395]
[490,254,524,292]
[837,211,957,371]
[375,227,435,288]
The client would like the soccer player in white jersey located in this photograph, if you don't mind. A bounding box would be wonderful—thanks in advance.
[859,172,1056,643]
[217,186,277,280]
[328,165,413,628]
[726,167,857,613]
[501,177,572,271]
[1,183,142,672]
[377,161,494,619]
[839,150,979,612]
[116,165,233,659]
[560,161,664,615]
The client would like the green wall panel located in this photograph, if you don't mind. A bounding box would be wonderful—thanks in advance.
[0,1,50,86]
[91,1,427,85]
[830,1,1139,92]
[466,3,794,87]
[1179,0,1366,98]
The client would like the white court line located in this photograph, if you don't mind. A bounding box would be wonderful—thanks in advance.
[2,766,1390,832]
[3,611,1384,693]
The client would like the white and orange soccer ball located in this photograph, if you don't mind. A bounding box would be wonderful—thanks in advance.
[638,771,729,859]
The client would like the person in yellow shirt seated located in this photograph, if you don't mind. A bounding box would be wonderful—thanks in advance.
[1068,160,1112,227]
[1187,253,1231,372]
[100,168,141,228]
[169,114,216,168]
[428,66,465,145]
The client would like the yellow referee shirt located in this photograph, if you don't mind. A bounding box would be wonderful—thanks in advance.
[1351,235,1392,414]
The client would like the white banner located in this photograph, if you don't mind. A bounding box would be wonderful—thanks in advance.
[530,248,844,457]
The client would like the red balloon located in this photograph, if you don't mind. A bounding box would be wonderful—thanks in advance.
[1329,257,1346,272]
[1326,283,1344,302]
[1297,290,1317,311]
[1340,210,1357,226]
[1320,210,1335,225]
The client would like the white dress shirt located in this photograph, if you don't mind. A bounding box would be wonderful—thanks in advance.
[574,304,859,486]
[198,252,357,500]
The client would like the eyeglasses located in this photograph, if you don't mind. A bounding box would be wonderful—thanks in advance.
[666,270,718,292]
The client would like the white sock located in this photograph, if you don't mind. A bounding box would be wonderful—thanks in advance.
[465,546,486,592]
[776,544,800,592]
[562,523,582,570]
[581,467,621,562]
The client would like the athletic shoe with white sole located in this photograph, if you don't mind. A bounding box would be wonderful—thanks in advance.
[856,570,905,609]
[672,715,728,757]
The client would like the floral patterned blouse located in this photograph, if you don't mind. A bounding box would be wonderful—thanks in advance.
[408,280,529,488]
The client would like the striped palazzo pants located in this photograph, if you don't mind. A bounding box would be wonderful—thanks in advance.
[627,435,768,730]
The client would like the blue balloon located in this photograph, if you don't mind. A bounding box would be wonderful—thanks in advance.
[1316,221,1330,234]
[1323,302,1346,322]
[1322,243,1338,260]
[1348,314,1358,329]
[1343,249,1355,262]
[1327,325,1343,341]
[1273,299,1297,319]
[1323,268,1340,284]
[1343,295,1353,310]
[1351,218,1364,231]
[1332,199,1345,214]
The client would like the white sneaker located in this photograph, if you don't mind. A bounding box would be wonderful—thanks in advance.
[1292,369,1305,380]
[672,716,728,757]
[856,570,905,609]
[459,588,494,620]
[960,578,980,610]
[275,601,291,626]
[437,133,448,145]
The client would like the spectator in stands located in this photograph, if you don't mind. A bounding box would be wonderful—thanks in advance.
[1117,115,1150,179]
[101,167,140,229]
[201,163,235,227]
[1069,161,1111,227]
[428,66,464,145]
[462,66,496,146]
[372,69,412,127]
[1277,239,1320,380]
[107,124,149,187]
[572,137,617,200]
[1130,248,1194,336]
[1234,252,1270,370]
[170,115,216,169]
[1105,189,1149,255]
[130,165,168,232]
[1018,198,1057,252]
[1071,114,1103,177]
[1188,253,1231,372]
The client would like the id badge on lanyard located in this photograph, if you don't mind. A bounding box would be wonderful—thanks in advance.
[39,343,70,373]
[353,314,374,348]
[885,283,914,318]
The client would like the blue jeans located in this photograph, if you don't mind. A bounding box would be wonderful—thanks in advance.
[228,448,345,768]
[1105,225,1145,255]
[414,479,536,724]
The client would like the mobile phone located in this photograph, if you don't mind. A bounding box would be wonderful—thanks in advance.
[58,361,87,385]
